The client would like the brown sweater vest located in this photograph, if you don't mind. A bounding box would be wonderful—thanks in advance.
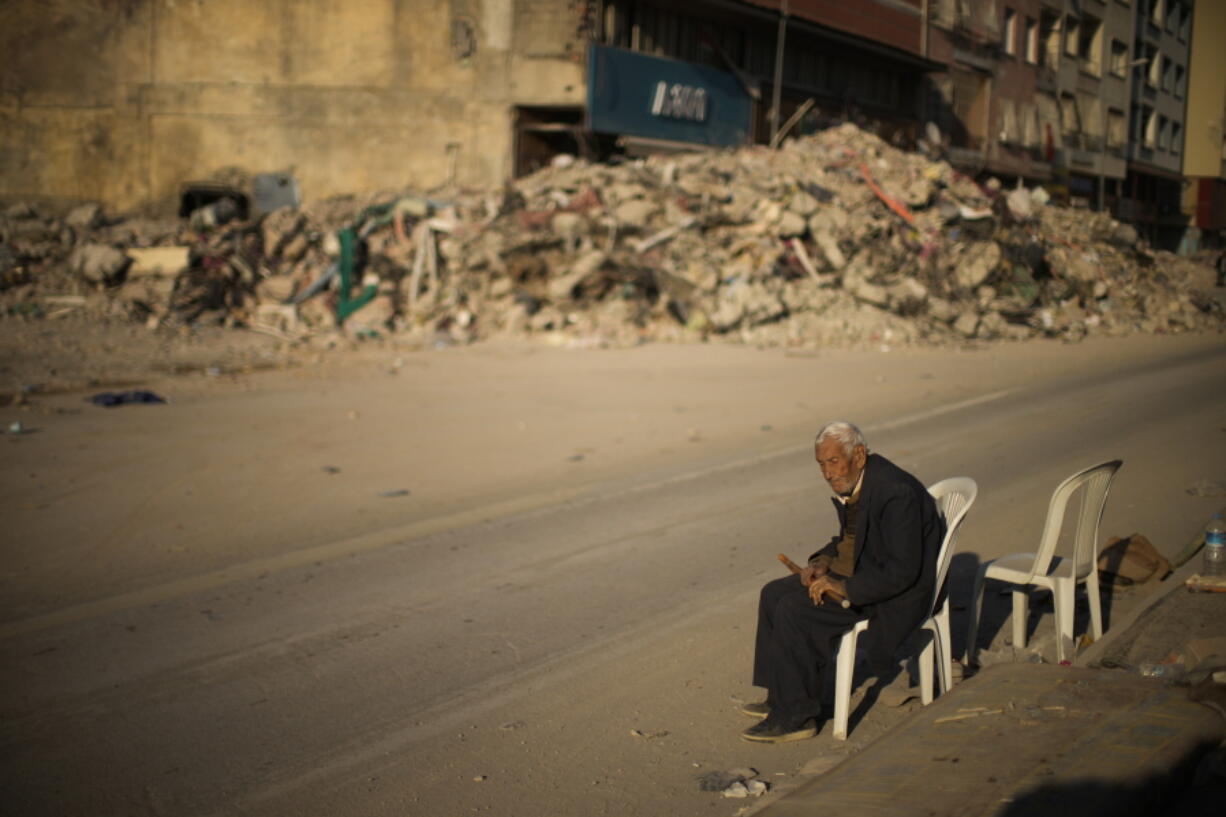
[831,498,858,577]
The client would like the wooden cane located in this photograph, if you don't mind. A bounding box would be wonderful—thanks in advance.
[777,553,851,608]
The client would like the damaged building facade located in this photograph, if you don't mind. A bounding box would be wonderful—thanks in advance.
[0,0,596,212]
[925,1,1135,211]
[1178,0,1226,251]
[1119,0,1195,251]
[0,0,1219,253]
[592,0,941,150]
[1,0,942,214]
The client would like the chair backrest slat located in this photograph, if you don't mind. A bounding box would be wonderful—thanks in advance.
[927,477,978,617]
[1029,460,1122,581]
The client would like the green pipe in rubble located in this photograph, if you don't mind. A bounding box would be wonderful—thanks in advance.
[334,225,377,323]
[332,197,433,324]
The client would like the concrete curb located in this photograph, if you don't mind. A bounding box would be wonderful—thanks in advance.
[1075,553,1205,667]
[756,663,1226,817]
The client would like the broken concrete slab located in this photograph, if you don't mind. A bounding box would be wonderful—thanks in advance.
[954,242,1001,291]
[813,231,846,270]
[69,243,130,285]
[127,246,190,279]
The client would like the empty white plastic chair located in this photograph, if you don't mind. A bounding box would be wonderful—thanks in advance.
[965,460,1122,666]
[831,477,978,741]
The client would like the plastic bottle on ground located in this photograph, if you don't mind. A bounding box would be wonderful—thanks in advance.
[1137,662,1185,682]
[1203,513,1226,577]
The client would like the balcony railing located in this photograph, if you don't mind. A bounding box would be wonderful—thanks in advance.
[947,145,986,170]
[952,5,999,41]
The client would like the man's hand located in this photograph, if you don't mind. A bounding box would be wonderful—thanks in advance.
[808,574,848,606]
[798,562,829,587]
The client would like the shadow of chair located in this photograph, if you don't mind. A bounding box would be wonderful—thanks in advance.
[831,476,978,740]
[965,460,1122,666]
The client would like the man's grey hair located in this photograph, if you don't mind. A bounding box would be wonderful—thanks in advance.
[815,421,867,454]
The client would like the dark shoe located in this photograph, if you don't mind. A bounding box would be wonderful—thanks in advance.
[740,714,818,743]
[739,701,770,718]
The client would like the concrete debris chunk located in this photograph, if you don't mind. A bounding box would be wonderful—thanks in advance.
[775,210,808,238]
[1005,188,1033,221]
[953,310,980,338]
[813,231,846,270]
[65,203,102,230]
[69,243,130,285]
[843,274,890,308]
[926,296,958,324]
[954,242,1001,291]
[549,250,608,301]
[127,246,190,279]
[613,199,657,229]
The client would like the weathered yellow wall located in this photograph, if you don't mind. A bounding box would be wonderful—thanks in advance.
[1182,0,1226,180]
[0,0,586,212]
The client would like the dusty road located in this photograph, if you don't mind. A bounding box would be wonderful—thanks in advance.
[2,333,1224,816]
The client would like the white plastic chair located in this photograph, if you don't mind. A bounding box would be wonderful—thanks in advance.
[830,477,978,741]
[965,460,1122,666]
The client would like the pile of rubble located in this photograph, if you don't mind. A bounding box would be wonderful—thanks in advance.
[2,123,1221,352]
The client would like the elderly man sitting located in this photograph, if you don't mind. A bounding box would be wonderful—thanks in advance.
[741,421,945,743]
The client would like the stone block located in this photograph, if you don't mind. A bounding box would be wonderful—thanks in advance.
[127,246,190,279]
[954,242,1001,290]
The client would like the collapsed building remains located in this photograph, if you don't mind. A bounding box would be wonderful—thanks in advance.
[2,124,1222,353]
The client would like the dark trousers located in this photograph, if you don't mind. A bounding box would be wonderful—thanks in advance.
[752,575,865,724]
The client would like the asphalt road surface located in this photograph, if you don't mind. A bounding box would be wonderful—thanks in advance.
[3,339,1225,816]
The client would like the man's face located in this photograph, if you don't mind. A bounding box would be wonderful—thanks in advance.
[815,438,867,497]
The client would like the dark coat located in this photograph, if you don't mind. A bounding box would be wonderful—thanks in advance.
[807,453,945,673]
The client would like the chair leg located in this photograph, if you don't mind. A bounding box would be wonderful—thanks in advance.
[1054,576,1073,657]
[919,628,935,705]
[965,566,989,666]
[832,629,858,741]
[1011,589,1029,650]
[1053,578,1075,663]
[935,605,952,695]
[1085,571,1104,641]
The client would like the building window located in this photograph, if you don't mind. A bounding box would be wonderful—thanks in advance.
[1162,58,1173,92]
[1025,18,1038,63]
[1143,107,1157,147]
[1064,15,1079,57]
[744,25,774,77]
[978,0,998,31]
[1003,8,1017,55]
[1150,0,1164,28]
[1179,4,1191,41]
[604,1,731,67]
[1107,108,1126,149]
[1165,1,1178,32]
[1040,11,1061,68]
[1060,93,1079,137]
[1158,115,1169,151]
[1147,50,1161,88]
[1078,15,1102,76]
[1079,93,1103,148]
[1174,64,1186,98]
[1171,121,1182,154]
[1110,40,1128,77]
[1023,103,1040,148]
[999,98,1018,143]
